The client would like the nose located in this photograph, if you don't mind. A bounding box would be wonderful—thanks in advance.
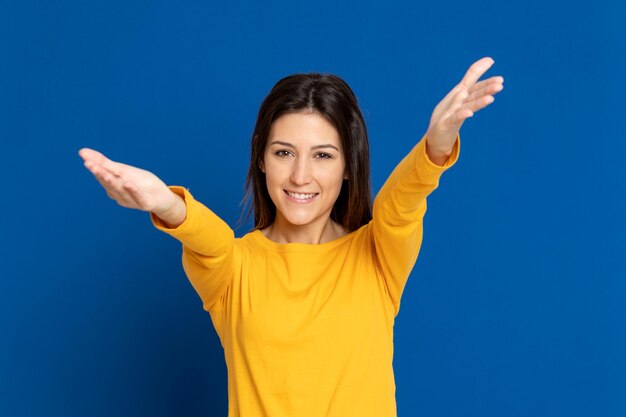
[290,157,312,185]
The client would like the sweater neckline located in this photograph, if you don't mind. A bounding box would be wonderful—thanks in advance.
[249,228,357,252]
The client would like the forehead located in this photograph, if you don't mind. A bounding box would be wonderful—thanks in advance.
[269,111,341,147]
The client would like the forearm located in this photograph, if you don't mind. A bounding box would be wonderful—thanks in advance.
[151,186,234,256]
[369,134,460,314]
[374,134,459,218]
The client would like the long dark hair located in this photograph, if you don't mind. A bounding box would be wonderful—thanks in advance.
[239,73,372,233]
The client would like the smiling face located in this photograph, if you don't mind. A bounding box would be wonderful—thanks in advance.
[260,110,347,233]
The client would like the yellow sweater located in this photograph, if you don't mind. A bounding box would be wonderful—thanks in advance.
[151,134,460,417]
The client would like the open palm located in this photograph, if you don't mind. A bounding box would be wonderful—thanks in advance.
[78,148,178,217]
[426,57,504,156]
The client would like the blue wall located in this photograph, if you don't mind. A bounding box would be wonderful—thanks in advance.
[2,1,624,416]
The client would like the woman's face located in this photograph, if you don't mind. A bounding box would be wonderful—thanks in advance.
[260,111,347,230]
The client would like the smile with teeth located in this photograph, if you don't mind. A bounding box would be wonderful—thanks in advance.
[284,190,319,201]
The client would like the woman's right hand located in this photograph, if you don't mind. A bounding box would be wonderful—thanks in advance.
[79,148,186,226]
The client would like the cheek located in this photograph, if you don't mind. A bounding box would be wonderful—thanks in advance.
[319,165,346,187]
[263,176,281,208]
[263,164,285,193]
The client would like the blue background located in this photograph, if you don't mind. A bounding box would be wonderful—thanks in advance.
[2,1,625,416]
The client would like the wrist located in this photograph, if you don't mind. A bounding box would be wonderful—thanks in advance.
[153,191,187,228]
[425,140,453,166]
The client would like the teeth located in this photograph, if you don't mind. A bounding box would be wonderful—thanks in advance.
[287,191,316,200]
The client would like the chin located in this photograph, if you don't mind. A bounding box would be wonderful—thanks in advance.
[283,216,316,227]
[275,208,321,227]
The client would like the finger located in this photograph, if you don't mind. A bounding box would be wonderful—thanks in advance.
[442,107,473,130]
[87,161,126,198]
[467,81,503,103]
[432,65,501,118]
[445,93,499,129]
[79,148,109,167]
[459,57,495,89]
[468,76,504,95]
[90,166,119,200]
[434,85,463,115]
[443,87,470,118]
[433,73,498,114]
[84,160,145,210]
[106,190,121,201]
[79,148,123,177]
[83,159,110,177]
[461,94,496,114]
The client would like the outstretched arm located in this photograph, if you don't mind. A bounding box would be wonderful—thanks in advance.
[79,149,234,312]
[371,57,504,316]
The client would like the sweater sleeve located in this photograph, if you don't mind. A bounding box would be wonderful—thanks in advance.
[370,133,460,316]
[150,186,234,312]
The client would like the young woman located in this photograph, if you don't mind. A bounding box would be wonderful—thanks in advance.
[79,57,503,417]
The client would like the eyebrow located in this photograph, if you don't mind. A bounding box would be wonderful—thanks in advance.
[269,140,340,151]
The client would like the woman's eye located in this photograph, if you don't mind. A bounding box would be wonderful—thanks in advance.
[274,150,333,159]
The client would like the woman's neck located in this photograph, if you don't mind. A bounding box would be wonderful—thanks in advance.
[261,218,348,245]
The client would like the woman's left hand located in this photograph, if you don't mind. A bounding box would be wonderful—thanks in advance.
[425,57,504,164]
